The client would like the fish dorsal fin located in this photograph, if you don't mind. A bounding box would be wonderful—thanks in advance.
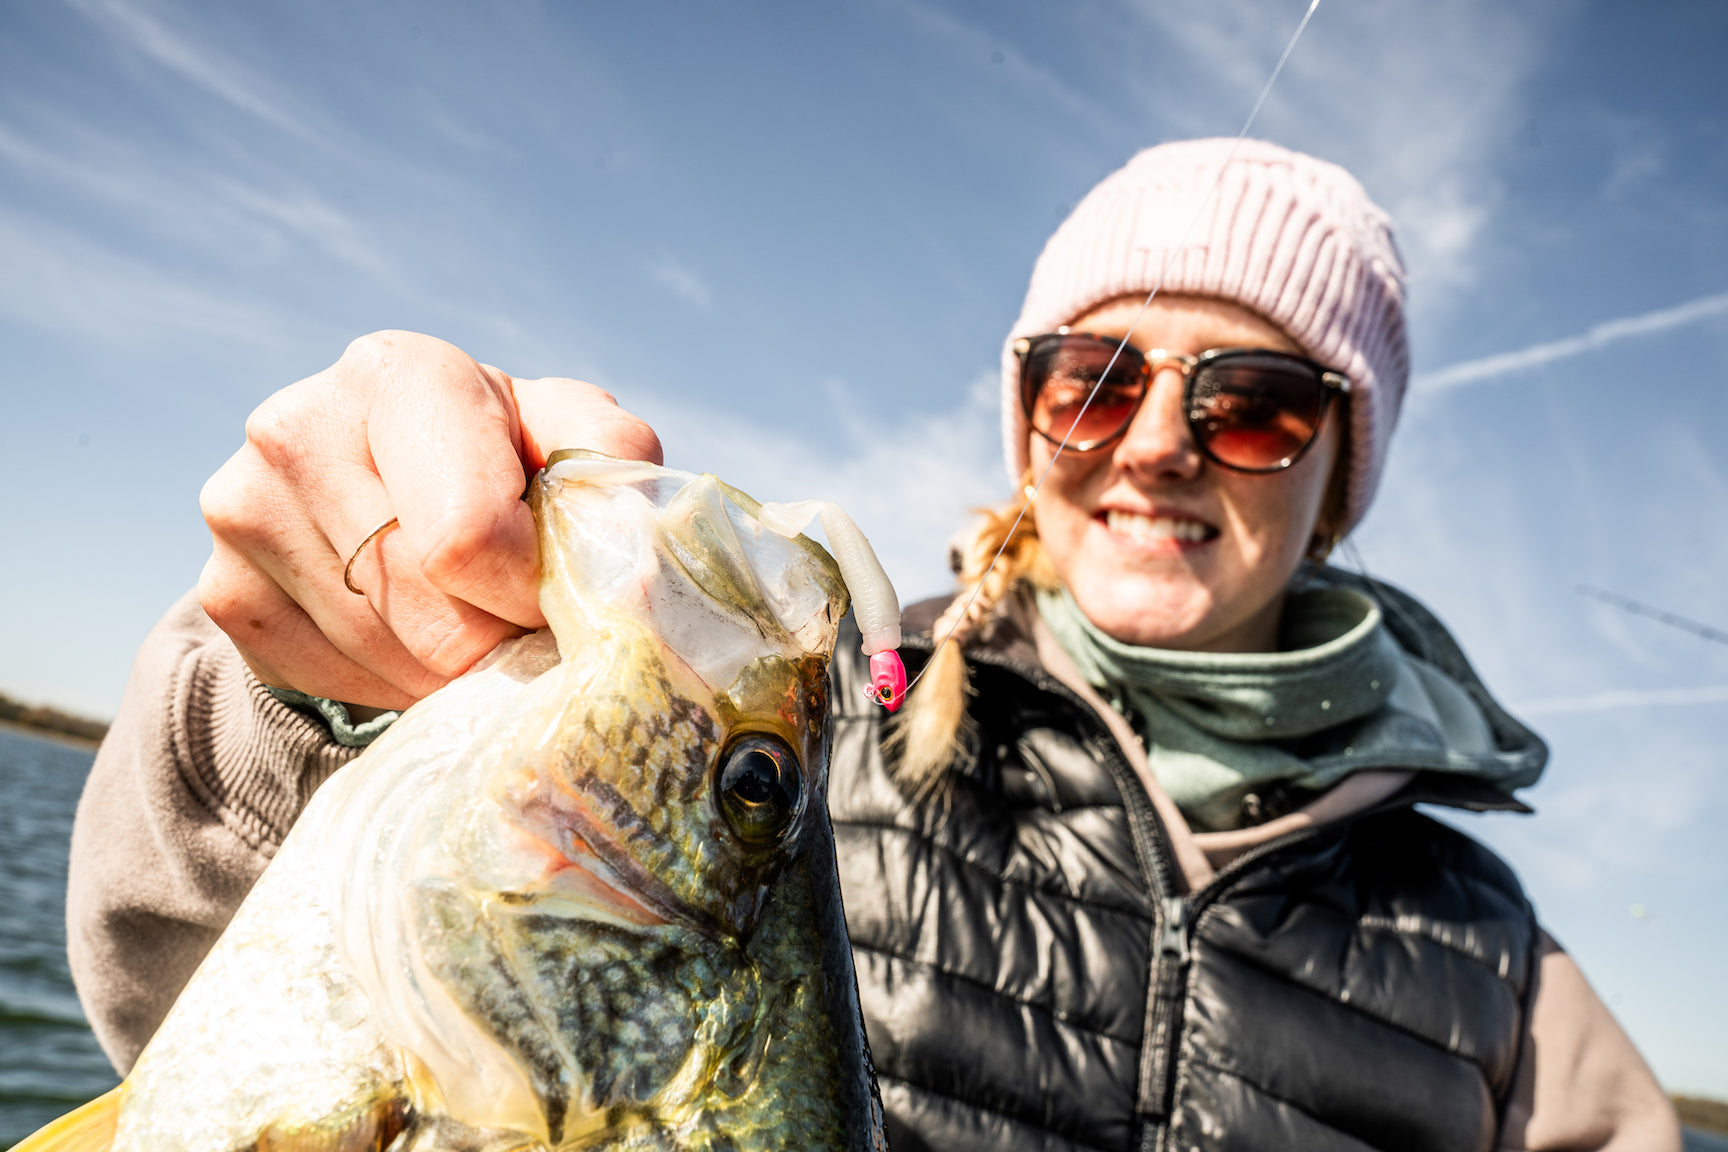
[10,1085,123,1152]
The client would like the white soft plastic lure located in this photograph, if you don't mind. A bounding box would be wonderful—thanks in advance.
[752,499,904,711]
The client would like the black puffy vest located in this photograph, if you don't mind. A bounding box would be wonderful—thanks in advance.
[827,610,1537,1152]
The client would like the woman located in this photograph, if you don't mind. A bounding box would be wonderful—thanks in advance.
[67,140,1679,1150]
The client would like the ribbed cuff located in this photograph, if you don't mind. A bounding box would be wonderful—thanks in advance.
[264,687,400,748]
[169,641,371,856]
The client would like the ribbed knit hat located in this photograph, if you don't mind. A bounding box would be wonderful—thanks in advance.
[1002,138,1409,532]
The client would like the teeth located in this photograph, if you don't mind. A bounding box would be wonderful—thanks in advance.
[1105,510,1215,543]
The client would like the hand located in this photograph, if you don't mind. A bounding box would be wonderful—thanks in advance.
[197,331,662,710]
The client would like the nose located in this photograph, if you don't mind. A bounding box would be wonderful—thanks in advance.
[1113,366,1203,480]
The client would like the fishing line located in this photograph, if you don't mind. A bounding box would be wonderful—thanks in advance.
[898,0,1326,702]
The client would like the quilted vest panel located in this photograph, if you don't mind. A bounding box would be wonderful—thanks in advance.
[827,637,1535,1152]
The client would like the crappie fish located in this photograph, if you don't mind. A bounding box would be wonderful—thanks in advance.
[23,452,888,1152]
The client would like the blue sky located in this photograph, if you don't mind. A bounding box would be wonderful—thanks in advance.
[3,0,1726,1097]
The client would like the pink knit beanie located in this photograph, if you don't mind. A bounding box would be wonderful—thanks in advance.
[1002,138,1409,532]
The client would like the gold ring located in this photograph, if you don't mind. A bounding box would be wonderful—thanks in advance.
[343,517,400,595]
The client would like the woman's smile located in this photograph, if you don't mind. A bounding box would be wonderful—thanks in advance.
[1097,507,1221,550]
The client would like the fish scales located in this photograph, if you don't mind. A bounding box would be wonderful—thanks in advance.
[21,453,886,1152]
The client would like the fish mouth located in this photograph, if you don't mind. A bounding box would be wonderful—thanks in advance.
[509,788,734,939]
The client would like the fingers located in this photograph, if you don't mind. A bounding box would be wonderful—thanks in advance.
[366,364,662,632]
[200,442,452,704]
[337,516,532,683]
[511,375,664,470]
[197,330,665,711]
[198,540,428,709]
[356,334,542,629]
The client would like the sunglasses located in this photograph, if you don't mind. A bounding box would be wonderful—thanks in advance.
[1015,330,1350,473]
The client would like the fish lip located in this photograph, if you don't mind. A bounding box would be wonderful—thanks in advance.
[532,795,738,940]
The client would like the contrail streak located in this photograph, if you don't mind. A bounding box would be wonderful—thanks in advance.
[1514,684,1728,717]
[1413,288,1728,393]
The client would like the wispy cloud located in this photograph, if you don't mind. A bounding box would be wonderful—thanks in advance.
[212,177,401,285]
[1414,289,1728,392]
[645,257,713,310]
[0,114,403,297]
[67,0,320,144]
[0,208,298,347]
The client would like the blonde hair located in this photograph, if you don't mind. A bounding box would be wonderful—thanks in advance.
[886,479,1057,797]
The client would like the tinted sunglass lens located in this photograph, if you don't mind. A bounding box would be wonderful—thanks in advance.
[1025,338,1143,448]
[1189,356,1326,470]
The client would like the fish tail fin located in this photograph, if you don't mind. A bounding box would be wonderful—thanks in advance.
[9,1085,123,1152]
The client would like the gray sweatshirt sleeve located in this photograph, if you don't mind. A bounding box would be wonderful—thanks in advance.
[65,590,362,1074]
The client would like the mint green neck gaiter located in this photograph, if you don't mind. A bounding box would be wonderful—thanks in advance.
[1035,584,1406,830]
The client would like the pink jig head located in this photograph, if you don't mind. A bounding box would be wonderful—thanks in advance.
[752,497,904,715]
[867,649,907,713]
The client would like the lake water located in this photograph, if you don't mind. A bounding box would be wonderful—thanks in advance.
[1,724,1722,1150]
[0,727,119,1147]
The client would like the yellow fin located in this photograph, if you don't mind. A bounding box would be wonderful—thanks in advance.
[9,1084,123,1152]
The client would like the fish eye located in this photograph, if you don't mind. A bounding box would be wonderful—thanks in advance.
[716,735,802,847]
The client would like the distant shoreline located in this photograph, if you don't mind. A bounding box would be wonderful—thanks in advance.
[1678,1095,1728,1137]
[0,717,103,751]
[0,692,108,750]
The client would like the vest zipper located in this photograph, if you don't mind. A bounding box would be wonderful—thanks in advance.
[1158,896,1190,964]
[993,666,1189,1127]
[977,655,1330,1142]
[1137,893,1194,1146]
[1010,662,1350,1136]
